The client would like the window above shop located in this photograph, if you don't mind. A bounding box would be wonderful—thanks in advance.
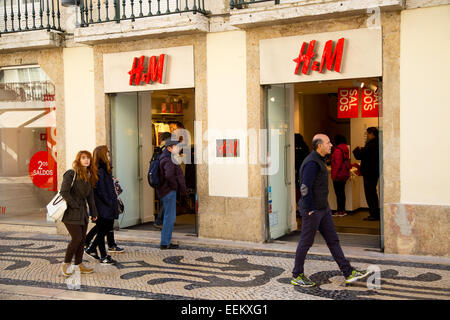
[0,66,49,84]
[0,66,54,103]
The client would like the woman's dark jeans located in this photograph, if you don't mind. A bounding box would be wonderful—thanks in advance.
[90,218,115,258]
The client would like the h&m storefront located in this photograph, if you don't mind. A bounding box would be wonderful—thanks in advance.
[101,44,200,234]
[258,28,384,248]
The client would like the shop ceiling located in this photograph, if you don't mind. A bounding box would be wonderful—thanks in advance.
[294,77,379,95]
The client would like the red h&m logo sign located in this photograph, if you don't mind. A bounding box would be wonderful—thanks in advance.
[128,54,167,85]
[216,139,240,158]
[293,38,345,75]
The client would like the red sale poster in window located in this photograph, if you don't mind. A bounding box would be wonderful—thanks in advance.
[337,88,359,118]
[361,88,379,118]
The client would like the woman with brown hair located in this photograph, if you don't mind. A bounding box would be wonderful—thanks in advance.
[88,145,119,265]
[60,150,98,277]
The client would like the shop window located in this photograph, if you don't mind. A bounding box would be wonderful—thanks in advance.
[0,66,57,224]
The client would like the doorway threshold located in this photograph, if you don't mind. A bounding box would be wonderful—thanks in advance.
[276,230,381,249]
[122,221,196,237]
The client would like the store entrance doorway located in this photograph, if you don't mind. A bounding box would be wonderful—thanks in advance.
[265,78,383,249]
[109,88,197,235]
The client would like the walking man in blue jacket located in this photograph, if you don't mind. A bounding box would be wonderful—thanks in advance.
[291,134,372,287]
[157,139,187,250]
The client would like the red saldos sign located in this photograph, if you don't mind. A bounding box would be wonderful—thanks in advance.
[338,88,359,118]
[361,88,379,118]
[128,54,167,85]
[293,38,345,75]
[28,151,56,191]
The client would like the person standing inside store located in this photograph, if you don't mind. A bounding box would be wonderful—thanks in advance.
[353,127,380,221]
[157,139,187,250]
[291,134,372,287]
[60,151,98,277]
[169,121,185,144]
[331,134,351,218]
[154,132,172,229]
[87,145,120,265]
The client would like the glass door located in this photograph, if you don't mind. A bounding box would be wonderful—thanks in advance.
[266,84,293,240]
[110,93,141,228]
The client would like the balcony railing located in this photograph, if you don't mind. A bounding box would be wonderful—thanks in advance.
[0,0,63,35]
[77,0,207,27]
[230,0,279,9]
[0,81,54,102]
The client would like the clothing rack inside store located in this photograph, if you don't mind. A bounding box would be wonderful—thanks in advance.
[152,114,184,122]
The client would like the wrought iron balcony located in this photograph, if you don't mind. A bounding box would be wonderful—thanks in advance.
[0,0,63,35]
[230,0,279,10]
[76,0,207,27]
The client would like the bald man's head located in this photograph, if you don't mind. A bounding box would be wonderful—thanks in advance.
[312,134,332,156]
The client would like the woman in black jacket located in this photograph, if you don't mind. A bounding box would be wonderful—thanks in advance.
[87,145,119,265]
[60,150,98,277]
[353,127,380,221]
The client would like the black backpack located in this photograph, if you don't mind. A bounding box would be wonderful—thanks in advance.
[147,147,163,189]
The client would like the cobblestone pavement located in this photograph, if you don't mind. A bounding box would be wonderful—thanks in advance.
[0,231,449,300]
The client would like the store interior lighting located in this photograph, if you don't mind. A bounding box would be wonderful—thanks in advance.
[352,80,378,92]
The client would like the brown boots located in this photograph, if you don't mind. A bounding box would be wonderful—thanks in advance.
[61,263,94,276]
[77,263,94,274]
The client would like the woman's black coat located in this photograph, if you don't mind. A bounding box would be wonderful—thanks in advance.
[93,162,119,220]
[60,169,98,225]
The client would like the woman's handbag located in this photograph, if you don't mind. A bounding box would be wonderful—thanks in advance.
[46,170,76,222]
[118,197,124,214]
[113,177,124,214]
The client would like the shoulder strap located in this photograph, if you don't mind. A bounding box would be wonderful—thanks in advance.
[71,169,76,188]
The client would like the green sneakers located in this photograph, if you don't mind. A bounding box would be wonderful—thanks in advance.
[291,274,316,287]
[345,269,372,284]
[291,269,372,287]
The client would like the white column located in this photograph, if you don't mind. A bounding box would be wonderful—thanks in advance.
[207,31,248,197]
[63,46,97,168]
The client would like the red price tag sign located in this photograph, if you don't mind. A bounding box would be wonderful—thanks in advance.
[28,151,56,190]
[338,88,359,118]
[361,88,379,118]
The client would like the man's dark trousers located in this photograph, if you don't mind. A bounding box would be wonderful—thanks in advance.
[363,176,380,219]
[292,207,353,278]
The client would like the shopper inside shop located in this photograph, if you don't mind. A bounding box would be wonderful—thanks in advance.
[331,134,351,218]
[353,127,380,221]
